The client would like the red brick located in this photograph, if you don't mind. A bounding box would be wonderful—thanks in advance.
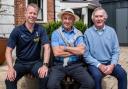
[14,0,55,25]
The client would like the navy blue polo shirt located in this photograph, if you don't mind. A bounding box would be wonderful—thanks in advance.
[7,23,49,63]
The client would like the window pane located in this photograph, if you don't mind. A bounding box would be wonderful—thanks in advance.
[28,0,37,4]
[27,0,43,20]
[73,8,82,20]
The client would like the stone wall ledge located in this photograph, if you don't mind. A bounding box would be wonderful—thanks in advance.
[0,47,128,89]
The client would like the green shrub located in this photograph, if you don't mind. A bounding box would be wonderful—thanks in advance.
[43,21,87,38]
[74,20,87,33]
[43,21,61,38]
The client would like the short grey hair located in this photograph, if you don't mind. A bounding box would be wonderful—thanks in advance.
[91,7,108,20]
[26,3,39,12]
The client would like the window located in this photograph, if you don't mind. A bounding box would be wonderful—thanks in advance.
[28,0,43,20]
[73,8,82,20]
[27,0,47,22]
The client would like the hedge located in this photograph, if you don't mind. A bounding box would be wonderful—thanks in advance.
[43,21,87,38]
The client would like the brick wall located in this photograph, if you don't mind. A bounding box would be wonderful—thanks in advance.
[14,0,55,25]
[47,0,55,22]
[14,0,26,25]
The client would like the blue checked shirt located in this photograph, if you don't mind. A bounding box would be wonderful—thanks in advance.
[51,26,85,62]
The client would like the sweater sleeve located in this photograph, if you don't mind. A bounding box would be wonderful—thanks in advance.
[83,34,101,67]
[111,29,120,65]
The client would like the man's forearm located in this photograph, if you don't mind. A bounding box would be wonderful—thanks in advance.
[43,44,50,63]
[5,47,13,68]
[52,46,72,57]
[65,45,85,55]
[6,58,13,68]
[56,51,72,57]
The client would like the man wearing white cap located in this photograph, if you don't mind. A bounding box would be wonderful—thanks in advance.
[47,8,94,89]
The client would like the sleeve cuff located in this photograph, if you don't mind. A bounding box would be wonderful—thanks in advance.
[111,59,118,65]
[96,63,101,68]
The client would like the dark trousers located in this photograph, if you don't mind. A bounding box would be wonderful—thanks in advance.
[88,64,127,89]
[5,61,48,89]
[47,62,94,89]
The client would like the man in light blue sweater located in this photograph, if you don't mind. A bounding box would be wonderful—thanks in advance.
[84,7,127,89]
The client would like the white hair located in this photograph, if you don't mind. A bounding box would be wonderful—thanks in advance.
[91,7,108,20]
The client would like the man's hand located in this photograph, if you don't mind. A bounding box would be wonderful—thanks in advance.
[104,64,115,75]
[6,67,16,81]
[99,64,107,73]
[38,65,48,78]
[99,64,115,75]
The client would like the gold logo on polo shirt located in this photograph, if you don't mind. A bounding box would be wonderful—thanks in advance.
[34,32,40,43]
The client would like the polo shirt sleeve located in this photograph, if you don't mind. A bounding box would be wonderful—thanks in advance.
[51,31,60,47]
[40,28,49,45]
[7,28,18,49]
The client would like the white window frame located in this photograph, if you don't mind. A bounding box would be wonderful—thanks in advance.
[26,0,47,23]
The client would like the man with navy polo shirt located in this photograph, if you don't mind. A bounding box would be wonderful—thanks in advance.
[47,8,94,89]
[5,3,50,89]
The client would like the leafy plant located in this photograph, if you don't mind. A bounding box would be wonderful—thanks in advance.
[43,20,87,38]
[74,20,87,33]
[43,21,62,38]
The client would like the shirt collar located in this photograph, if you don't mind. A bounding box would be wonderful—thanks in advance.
[93,25,106,31]
[23,23,37,32]
[62,26,76,34]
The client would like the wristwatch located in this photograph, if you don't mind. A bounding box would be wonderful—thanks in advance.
[43,63,49,67]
